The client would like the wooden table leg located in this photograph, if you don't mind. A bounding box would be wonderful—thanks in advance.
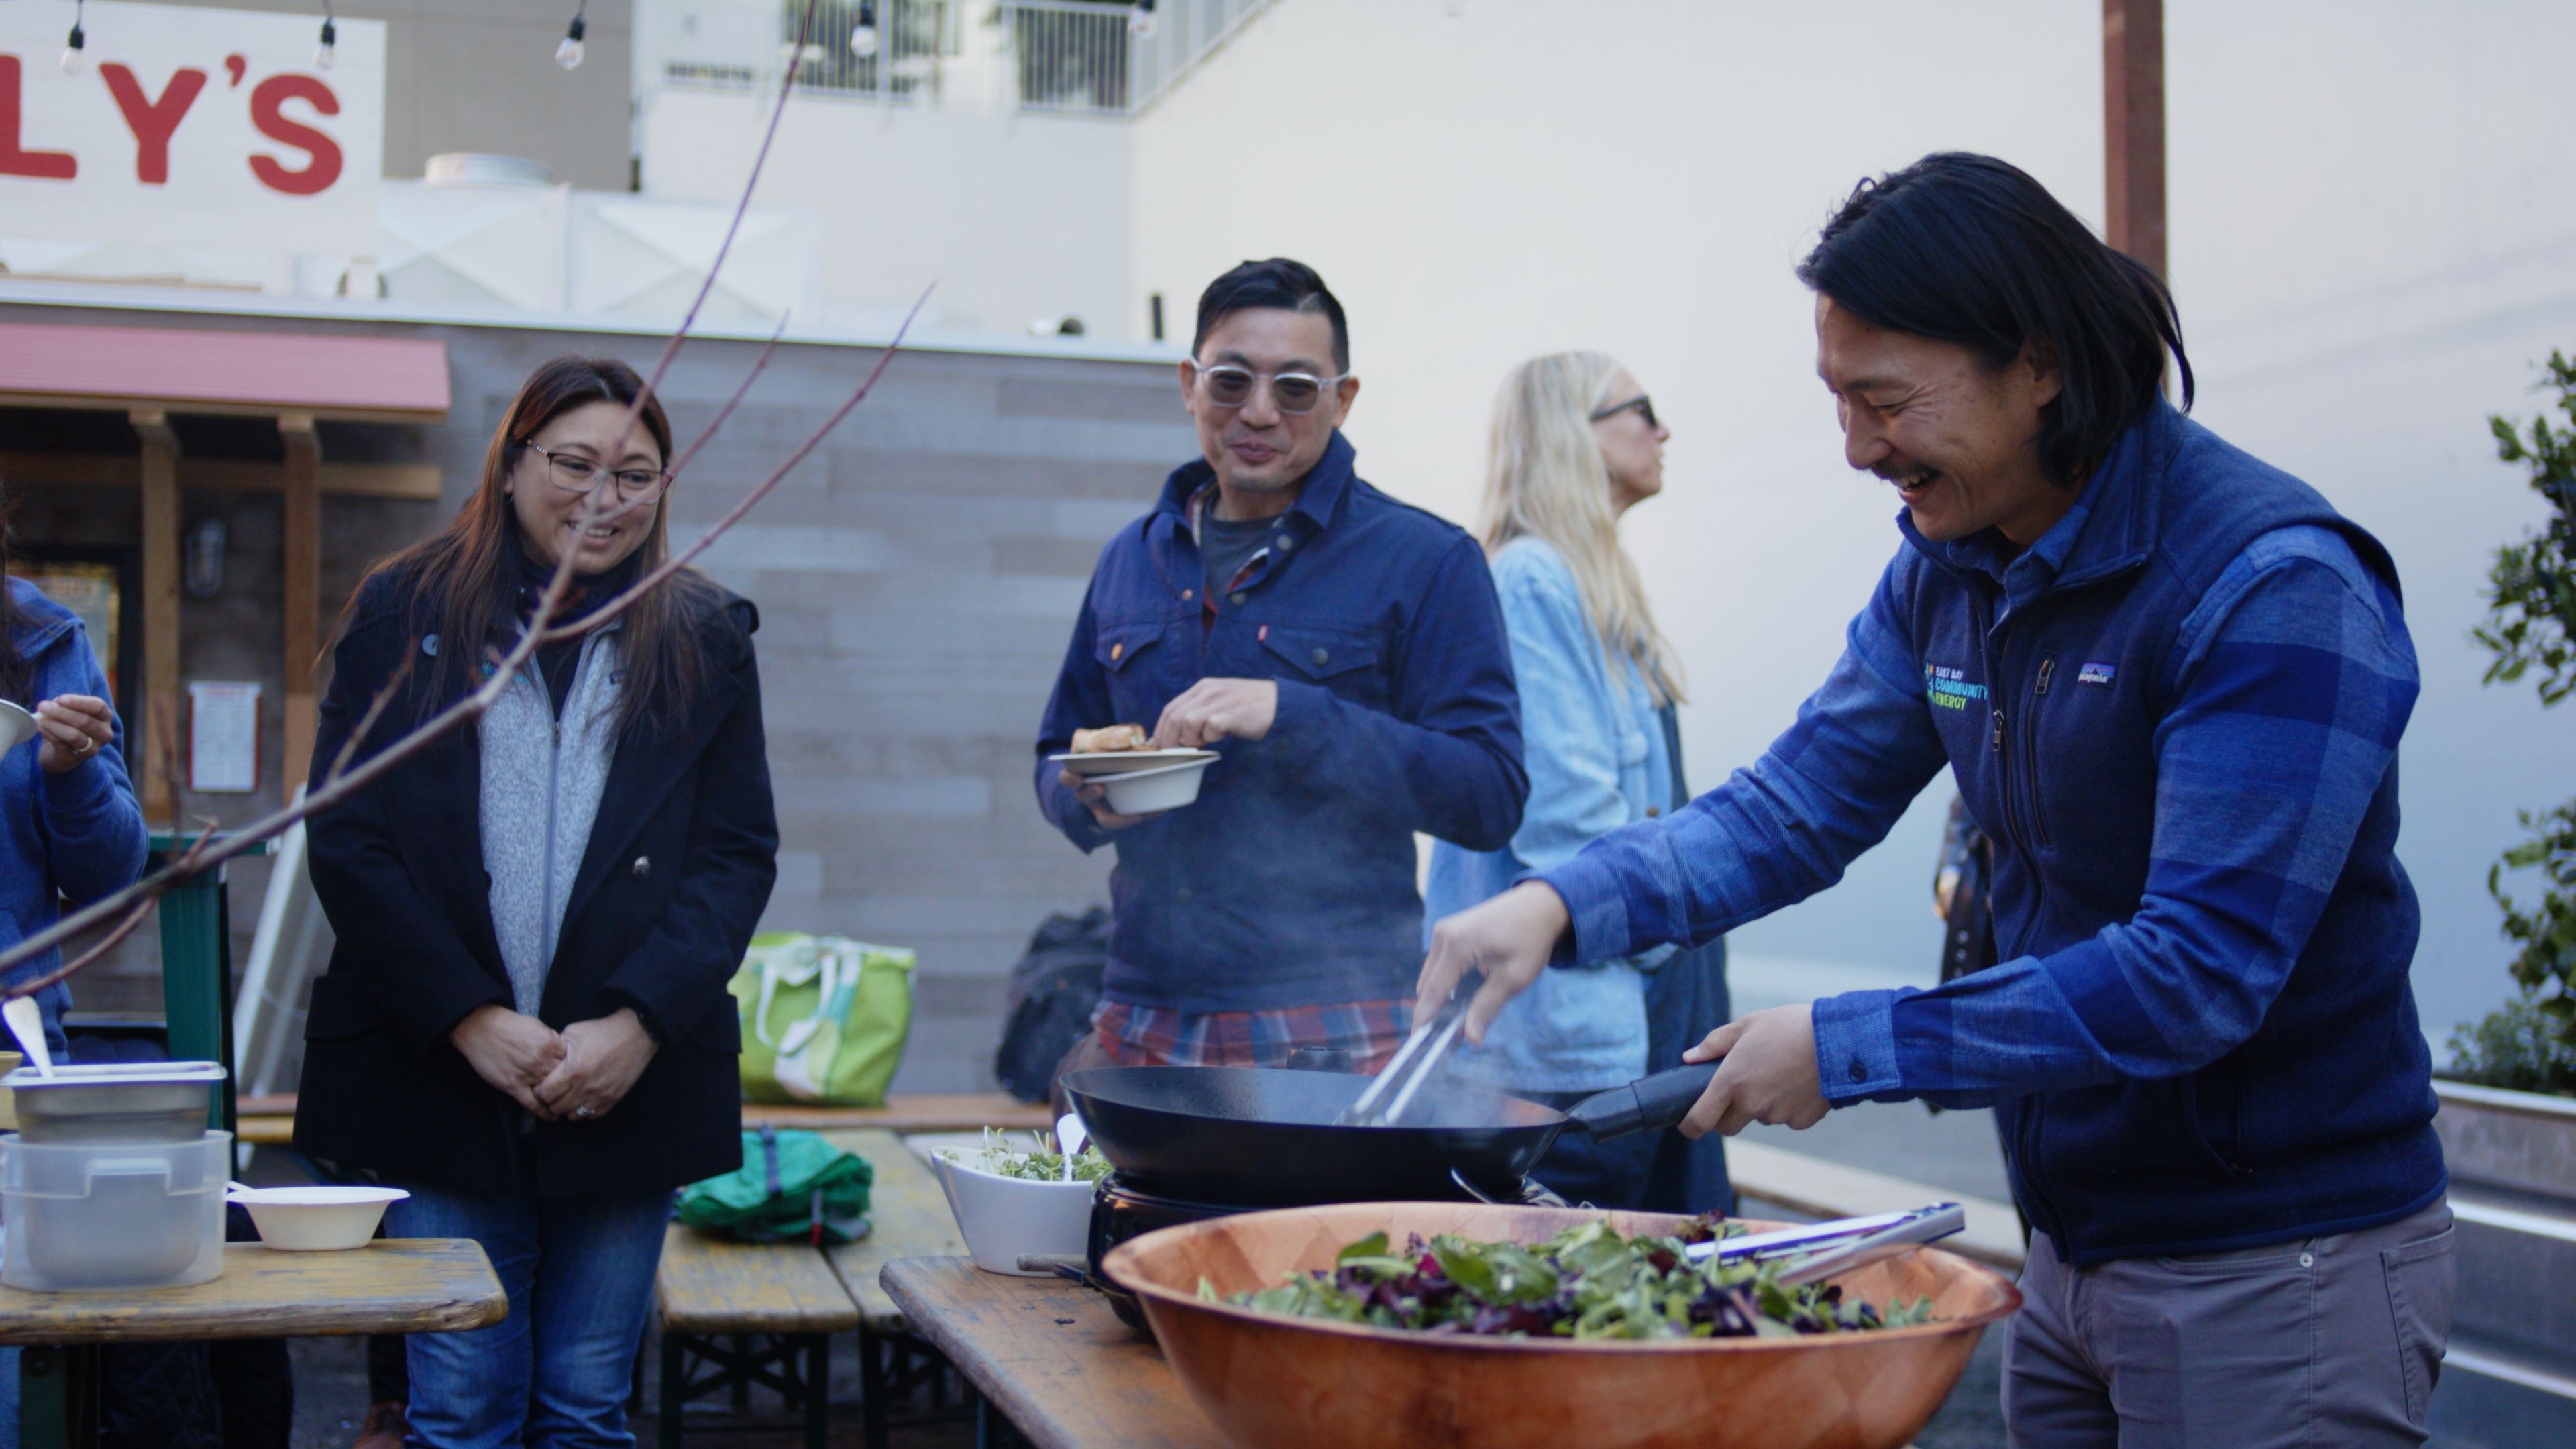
[973,1387,1034,1449]
[859,1324,888,1449]
[658,1329,684,1449]
[802,1333,827,1449]
[19,1344,97,1448]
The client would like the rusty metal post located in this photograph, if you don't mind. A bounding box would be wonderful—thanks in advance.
[2103,0,2167,278]
[131,408,182,824]
[279,413,322,790]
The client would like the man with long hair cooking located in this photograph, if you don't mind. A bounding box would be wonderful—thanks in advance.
[1418,155,2453,1447]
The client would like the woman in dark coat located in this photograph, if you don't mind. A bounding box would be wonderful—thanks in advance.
[296,356,777,1449]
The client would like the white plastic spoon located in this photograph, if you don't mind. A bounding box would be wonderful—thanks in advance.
[3,996,53,1077]
[1055,1111,1089,1181]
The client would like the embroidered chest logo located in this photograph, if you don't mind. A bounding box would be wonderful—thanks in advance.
[2076,661,2116,687]
[1924,663,1988,712]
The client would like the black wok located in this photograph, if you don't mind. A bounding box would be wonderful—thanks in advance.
[1061,1061,1721,1206]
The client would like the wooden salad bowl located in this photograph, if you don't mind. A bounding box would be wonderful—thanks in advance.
[1102,1201,2020,1449]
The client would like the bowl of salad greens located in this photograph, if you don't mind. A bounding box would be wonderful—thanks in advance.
[931,1128,1110,1277]
[1100,1201,2019,1449]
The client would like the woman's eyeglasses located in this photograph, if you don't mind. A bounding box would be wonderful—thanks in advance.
[523,441,671,502]
[1196,364,1351,415]
[1589,394,1658,431]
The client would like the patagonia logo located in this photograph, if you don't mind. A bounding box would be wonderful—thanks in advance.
[1924,664,1988,711]
[2077,661,2116,687]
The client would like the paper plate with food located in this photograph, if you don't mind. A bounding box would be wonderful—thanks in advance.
[1048,724,1218,777]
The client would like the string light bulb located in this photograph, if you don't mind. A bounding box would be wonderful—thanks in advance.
[314,8,337,70]
[850,2,879,59]
[555,4,587,71]
[1129,1,1157,38]
[60,3,85,76]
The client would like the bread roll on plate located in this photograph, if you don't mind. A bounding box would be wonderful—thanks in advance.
[1072,724,1150,753]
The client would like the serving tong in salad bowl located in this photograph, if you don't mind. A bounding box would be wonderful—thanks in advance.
[1690,1202,1967,1286]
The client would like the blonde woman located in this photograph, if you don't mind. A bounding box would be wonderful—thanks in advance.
[1424,352,1729,1212]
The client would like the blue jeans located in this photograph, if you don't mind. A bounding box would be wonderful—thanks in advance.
[386,1183,670,1449]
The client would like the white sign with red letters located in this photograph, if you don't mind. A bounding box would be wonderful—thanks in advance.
[0,2,384,255]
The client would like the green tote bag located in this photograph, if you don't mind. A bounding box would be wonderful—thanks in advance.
[730,932,916,1106]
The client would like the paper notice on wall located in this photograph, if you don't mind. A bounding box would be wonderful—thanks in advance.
[188,681,260,793]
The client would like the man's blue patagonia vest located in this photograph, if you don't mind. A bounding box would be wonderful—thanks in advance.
[1891,402,2445,1264]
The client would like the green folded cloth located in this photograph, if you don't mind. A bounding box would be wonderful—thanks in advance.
[676,1126,875,1245]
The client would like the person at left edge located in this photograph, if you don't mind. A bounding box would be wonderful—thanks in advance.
[0,505,146,1059]
[295,356,778,1449]
[1035,258,1525,1082]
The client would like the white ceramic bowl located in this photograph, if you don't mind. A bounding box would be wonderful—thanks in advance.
[1097,756,1213,815]
[932,1155,1094,1276]
[227,1185,410,1251]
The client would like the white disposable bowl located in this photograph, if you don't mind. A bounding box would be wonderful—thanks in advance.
[0,702,34,756]
[1048,748,1218,778]
[932,1156,1093,1276]
[1098,757,1212,815]
[227,1185,410,1251]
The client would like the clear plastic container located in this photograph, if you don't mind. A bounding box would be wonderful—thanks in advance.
[1,1131,229,1291]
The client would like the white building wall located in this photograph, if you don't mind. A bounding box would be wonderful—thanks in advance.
[639,86,1134,338]
[1130,0,2576,1043]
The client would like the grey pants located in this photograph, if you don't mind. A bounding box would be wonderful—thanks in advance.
[2005,1201,2455,1448]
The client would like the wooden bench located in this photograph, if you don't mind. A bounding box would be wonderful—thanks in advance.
[651,1126,981,1449]
[820,1129,969,1449]
[653,1220,857,1449]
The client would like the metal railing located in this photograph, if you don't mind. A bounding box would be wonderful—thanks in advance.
[745,0,1271,115]
[1128,0,1273,113]
[1008,0,1133,115]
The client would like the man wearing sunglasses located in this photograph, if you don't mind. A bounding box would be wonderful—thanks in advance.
[1034,258,1527,1090]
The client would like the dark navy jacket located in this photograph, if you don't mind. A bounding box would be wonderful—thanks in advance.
[1035,433,1525,1014]
[1545,403,2445,1264]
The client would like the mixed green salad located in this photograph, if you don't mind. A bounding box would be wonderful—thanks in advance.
[934,1127,1112,1183]
[1214,1216,1935,1340]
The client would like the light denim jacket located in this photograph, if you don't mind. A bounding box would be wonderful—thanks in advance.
[1425,538,1673,1091]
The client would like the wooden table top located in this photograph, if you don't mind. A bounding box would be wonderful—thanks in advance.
[234,1092,1055,1147]
[655,1222,858,1336]
[879,1256,1228,1449]
[0,1238,504,1346]
[818,1129,964,1333]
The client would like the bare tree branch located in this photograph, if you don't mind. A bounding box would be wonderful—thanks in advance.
[321,647,418,789]
[5,828,216,1001]
[539,287,932,643]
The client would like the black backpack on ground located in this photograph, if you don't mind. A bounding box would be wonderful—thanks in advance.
[993,906,1110,1103]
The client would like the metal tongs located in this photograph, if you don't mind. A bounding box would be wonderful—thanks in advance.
[1686,1203,1966,1286]
[1335,986,1473,1127]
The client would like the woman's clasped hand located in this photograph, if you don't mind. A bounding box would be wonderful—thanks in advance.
[31,692,114,774]
[448,1004,659,1122]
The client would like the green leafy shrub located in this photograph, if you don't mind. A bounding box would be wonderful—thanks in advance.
[2445,994,2576,1094]
[2451,351,2576,1095]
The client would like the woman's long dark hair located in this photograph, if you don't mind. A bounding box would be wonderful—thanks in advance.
[345,356,724,739]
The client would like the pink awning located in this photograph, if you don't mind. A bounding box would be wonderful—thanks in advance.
[0,321,449,420]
